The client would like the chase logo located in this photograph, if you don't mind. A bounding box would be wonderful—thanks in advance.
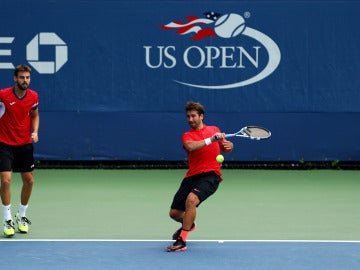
[27,32,68,74]
[144,11,281,89]
[0,32,68,74]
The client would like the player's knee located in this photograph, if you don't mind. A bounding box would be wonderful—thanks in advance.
[26,178,34,186]
[0,177,11,187]
[185,193,200,208]
[1,180,11,188]
[1,172,12,186]
[169,209,182,221]
[22,173,34,186]
[169,209,179,219]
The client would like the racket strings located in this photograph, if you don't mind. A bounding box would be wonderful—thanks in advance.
[246,127,271,138]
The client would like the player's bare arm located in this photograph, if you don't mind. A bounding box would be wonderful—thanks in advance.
[30,108,40,143]
[183,133,224,152]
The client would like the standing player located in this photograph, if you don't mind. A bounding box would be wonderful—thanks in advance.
[0,64,39,237]
[166,101,234,252]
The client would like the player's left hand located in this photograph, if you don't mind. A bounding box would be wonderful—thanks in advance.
[221,140,234,151]
[31,132,39,143]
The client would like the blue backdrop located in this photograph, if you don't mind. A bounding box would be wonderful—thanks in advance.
[1,1,359,161]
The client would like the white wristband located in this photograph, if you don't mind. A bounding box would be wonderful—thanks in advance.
[204,138,212,146]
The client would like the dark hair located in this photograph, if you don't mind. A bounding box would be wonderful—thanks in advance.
[185,101,205,116]
[14,64,32,76]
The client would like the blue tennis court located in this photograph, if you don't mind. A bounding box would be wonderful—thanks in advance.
[2,240,360,270]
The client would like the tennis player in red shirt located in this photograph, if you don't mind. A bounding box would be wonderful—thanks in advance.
[167,101,234,252]
[0,64,39,237]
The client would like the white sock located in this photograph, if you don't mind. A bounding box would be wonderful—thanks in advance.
[2,204,12,221]
[19,204,28,217]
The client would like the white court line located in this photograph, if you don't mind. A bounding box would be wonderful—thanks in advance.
[1,239,360,243]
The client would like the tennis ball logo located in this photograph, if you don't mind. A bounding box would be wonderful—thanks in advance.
[214,13,246,38]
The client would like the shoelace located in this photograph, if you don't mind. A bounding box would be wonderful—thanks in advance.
[5,220,15,229]
[20,217,32,225]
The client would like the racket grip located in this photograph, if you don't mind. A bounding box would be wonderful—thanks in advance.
[215,134,231,140]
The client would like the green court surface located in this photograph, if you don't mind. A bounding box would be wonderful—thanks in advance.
[5,169,360,240]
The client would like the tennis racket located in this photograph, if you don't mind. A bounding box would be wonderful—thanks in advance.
[216,126,271,140]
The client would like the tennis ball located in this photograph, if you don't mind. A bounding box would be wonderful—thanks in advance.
[216,154,224,163]
[214,13,246,38]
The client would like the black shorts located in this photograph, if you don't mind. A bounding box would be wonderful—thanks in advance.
[0,143,35,172]
[170,171,220,211]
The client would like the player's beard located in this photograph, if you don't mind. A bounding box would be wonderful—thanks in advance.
[188,121,196,129]
[17,81,28,91]
[188,119,201,129]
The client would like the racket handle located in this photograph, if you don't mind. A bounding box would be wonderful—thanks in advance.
[215,134,231,140]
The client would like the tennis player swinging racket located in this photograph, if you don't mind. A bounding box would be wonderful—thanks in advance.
[167,101,234,252]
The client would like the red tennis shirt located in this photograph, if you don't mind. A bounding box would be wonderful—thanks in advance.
[182,125,222,179]
[0,87,39,146]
